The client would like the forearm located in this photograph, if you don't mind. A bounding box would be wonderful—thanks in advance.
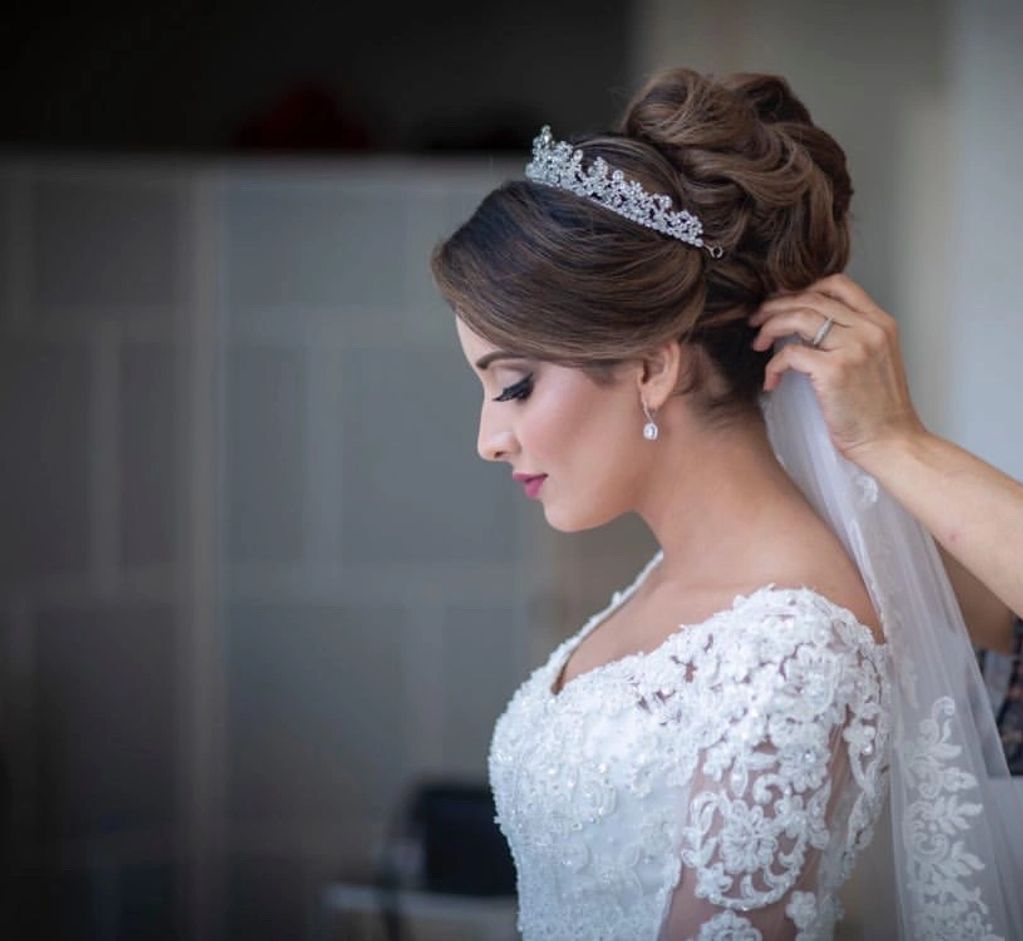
[853,429,1023,620]
[936,544,1017,653]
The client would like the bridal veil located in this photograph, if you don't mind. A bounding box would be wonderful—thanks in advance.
[762,335,1023,940]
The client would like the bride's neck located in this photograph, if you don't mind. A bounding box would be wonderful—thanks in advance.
[636,408,809,588]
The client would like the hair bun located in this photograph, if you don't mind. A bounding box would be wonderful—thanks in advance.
[721,72,852,222]
[621,67,852,289]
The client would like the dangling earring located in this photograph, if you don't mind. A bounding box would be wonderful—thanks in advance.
[642,401,659,441]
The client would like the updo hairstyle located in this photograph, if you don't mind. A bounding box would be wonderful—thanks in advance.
[430,67,853,425]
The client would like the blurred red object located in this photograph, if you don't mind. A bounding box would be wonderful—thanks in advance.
[234,81,372,151]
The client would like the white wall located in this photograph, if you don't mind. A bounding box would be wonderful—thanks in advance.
[948,0,1023,476]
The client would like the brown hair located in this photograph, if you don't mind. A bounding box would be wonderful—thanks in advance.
[430,67,853,424]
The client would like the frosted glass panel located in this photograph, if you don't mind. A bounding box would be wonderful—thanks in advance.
[225,345,307,564]
[227,601,407,819]
[0,340,90,577]
[119,341,178,568]
[222,183,408,311]
[33,179,181,316]
[443,601,521,775]
[35,604,177,839]
[338,345,518,564]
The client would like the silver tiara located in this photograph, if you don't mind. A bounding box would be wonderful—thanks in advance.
[524,125,723,258]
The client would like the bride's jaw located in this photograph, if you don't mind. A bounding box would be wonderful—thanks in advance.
[539,477,642,535]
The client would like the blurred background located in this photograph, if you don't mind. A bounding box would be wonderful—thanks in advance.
[0,0,1020,938]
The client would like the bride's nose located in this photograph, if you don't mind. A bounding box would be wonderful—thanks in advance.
[477,403,519,463]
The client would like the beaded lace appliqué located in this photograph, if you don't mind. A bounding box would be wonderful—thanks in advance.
[488,562,893,940]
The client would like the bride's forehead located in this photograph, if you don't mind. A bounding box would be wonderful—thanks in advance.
[454,316,487,349]
[455,317,513,362]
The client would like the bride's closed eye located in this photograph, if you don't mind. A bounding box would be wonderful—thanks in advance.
[493,374,534,403]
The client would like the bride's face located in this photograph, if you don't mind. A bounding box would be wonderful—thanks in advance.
[455,316,648,532]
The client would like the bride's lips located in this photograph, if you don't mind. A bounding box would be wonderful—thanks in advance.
[512,473,548,499]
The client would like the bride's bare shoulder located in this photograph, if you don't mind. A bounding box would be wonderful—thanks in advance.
[754,527,884,645]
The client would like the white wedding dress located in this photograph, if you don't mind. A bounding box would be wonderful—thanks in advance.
[488,549,893,940]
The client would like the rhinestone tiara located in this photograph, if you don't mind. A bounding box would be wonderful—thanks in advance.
[524,125,723,258]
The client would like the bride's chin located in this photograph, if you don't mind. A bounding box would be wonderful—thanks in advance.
[541,502,579,534]
[543,501,614,535]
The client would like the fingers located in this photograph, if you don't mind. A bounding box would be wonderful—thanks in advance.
[750,305,850,352]
[762,341,824,392]
[806,273,876,315]
[751,288,851,326]
[751,272,894,333]
[749,272,903,396]
[751,274,921,457]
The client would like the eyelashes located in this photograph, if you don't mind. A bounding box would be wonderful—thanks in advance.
[493,373,534,402]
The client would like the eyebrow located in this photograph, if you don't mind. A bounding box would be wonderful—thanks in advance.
[475,351,529,370]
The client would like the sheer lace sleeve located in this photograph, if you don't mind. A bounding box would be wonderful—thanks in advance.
[653,590,892,941]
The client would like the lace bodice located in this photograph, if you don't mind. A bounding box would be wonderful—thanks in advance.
[488,550,893,940]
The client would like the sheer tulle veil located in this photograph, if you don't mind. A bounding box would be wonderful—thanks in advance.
[761,335,1023,940]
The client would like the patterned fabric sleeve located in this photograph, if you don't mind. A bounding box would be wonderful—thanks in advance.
[654,597,892,941]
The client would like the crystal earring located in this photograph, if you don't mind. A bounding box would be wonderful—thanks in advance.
[642,401,659,441]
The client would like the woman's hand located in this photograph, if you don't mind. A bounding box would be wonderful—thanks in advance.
[748,272,927,462]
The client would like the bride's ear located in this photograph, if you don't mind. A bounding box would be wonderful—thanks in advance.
[635,338,687,408]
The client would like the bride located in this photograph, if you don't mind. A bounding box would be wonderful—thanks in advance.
[429,67,1022,940]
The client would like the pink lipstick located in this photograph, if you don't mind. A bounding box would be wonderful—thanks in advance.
[513,473,547,499]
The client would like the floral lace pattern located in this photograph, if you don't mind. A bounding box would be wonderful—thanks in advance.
[488,552,893,940]
[901,697,1000,940]
[692,909,762,940]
